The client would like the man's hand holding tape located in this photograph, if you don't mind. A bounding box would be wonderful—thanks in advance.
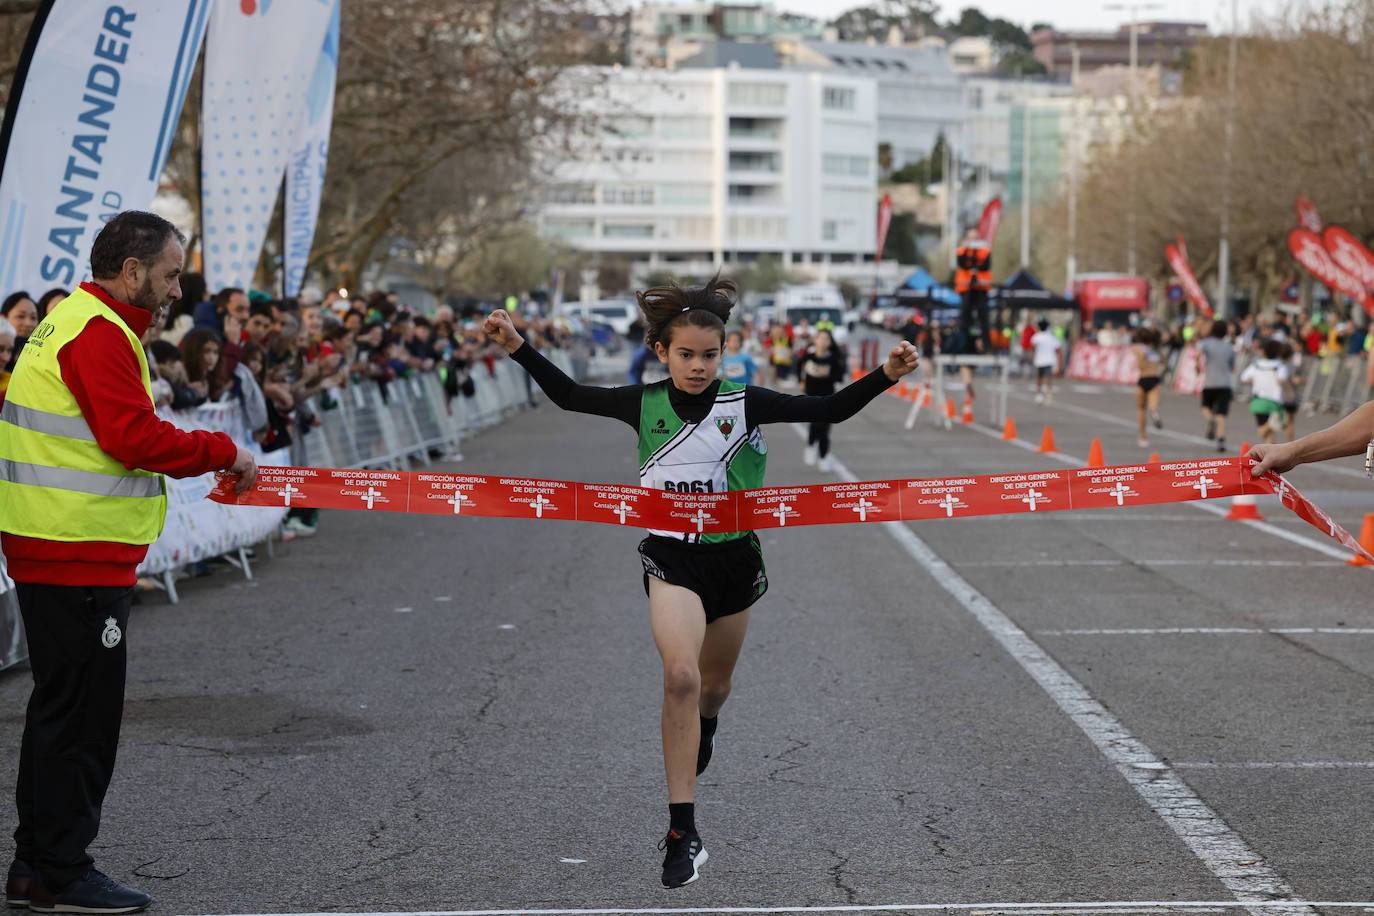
[1248,400,1374,477]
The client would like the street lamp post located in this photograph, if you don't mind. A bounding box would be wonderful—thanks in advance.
[1104,1,1164,276]
[1217,0,1238,319]
[1067,43,1080,292]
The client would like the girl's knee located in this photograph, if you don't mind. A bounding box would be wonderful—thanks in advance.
[700,676,732,709]
[663,662,701,701]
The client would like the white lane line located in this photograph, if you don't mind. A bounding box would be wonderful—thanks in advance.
[1000,388,1370,481]
[202,904,1374,916]
[963,423,1357,562]
[1173,762,1374,770]
[797,427,1313,915]
[956,560,1342,568]
[1188,500,1354,561]
[1040,627,1374,636]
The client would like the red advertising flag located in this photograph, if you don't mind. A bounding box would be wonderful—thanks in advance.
[1289,228,1372,315]
[1165,241,1213,317]
[875,193,893,263]
[977,196,1003,246]
[1296,196,1322,234]
[1321,225,1374,290]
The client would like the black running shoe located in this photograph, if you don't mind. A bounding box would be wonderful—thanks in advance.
[1151,408,1163,429]
[1205,418,1216,440]
[696,716,717,776]
[659,829,708,888]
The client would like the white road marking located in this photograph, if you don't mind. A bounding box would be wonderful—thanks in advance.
[1001,388,1370,481]
[1172,761,1374,769]
[394,607,413,614]
[955,560,1342,568]
[963,423,1358,562]
[796,425,1314,914]
[1040,627,1374,636]
[202,901,1374,916]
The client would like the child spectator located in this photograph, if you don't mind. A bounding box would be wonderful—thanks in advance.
[149,340,206,409]
[180,328,230,402]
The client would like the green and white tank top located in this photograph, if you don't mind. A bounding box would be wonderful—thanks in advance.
[638,380,767,543]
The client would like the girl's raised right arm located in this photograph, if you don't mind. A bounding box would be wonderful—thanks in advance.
[483,310,640,428]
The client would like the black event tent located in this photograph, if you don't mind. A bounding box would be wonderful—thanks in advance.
[990,269,1076,312]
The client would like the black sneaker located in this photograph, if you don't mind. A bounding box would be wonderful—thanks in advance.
[696,716,717,776]
[1150,409,1163,429]
[659,829,708,888]
[1217,438,1227,454]
[1205,418,1216,440]
[7,859,29,908]
[28,871,150,914]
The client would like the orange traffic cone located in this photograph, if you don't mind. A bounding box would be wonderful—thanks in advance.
[946,397,958,421]
[1347,514,1374,567]
[1002,415,1018,441]
[898,380,910,398]
[920,386,932,408]
[1148,452,1161,463]
[1086,438,1105,468]
[1224,441,1264,519]
[851,367,863,382]
[1036,425,1057,454]
[909,383,922,403]
[961,398,974,424]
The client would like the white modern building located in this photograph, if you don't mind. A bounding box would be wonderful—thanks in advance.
[538,66,878,279]
[781,39,966,173]
[964,75,1074,187]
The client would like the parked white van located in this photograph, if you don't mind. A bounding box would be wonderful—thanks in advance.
[771,285,849,344]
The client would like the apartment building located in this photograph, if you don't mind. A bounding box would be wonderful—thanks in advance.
[538,66,878,276]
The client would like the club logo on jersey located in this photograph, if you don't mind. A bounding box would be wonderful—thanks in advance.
[715,416,737,438]
[651,418,671,435]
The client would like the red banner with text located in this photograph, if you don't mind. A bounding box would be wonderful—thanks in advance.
[210,460,1371,563]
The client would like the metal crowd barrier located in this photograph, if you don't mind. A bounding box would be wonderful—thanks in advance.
[0,349,576,668]
[1300,353,1371,417]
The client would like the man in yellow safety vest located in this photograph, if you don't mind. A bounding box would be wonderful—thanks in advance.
[0,211,257,915]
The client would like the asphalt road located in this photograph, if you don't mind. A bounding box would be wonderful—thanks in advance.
[3,344,1374,915]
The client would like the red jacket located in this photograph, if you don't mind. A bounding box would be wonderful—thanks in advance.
[3,283,239,586]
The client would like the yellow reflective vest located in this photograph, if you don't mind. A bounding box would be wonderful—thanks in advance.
[0,287,167,544]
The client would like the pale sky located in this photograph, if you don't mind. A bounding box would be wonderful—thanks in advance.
[764,0,1291,34]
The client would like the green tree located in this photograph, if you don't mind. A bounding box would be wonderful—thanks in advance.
[890,133,947,186]
[997,49,1047,75]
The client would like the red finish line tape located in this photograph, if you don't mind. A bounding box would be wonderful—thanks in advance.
[208,458,1374,563]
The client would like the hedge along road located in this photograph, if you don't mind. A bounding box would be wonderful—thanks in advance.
[1,358,1372,914]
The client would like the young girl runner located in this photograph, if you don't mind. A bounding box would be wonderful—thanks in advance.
[1131,326,1165,448]
[796,327,847,471]
[482,276,918,889]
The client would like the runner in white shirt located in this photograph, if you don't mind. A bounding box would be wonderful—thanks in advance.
[1029,319,1062,404]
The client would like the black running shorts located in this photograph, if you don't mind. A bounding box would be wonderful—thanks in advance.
[638,533,768,624]
[1137,376,1162,393]
[1201,387,1232,415]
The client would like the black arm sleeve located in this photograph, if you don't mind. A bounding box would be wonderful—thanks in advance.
[509,342,641,429]
[745,367,896,426]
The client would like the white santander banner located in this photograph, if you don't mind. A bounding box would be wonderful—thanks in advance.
[200,0,333,292]
[283,0,340,299]
[0,1,213,296]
